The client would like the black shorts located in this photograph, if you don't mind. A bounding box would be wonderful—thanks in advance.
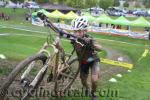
[80,59,100,78]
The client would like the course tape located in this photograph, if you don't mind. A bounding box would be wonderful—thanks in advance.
[142,49,149,57]
[138,49,149,61]
[101,58,133,69]
[1,24,150,47]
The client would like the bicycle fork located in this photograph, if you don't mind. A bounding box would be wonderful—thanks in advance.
[21,64,48,100]
[21,42,50,86]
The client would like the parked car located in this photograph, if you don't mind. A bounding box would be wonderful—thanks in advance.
[0,1,5,7]
[5,1,17,8]
[133,10,148,17]
[23,2,40,9]
[90,7,104,16]
[107,7,127,16]
[16,3,23,8]
[148,10,150,17]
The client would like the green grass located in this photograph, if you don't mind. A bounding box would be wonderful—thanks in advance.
[0,8,33,21]
[0,21,50,32]
[1,22,150,100]
[0,35,46,60]
[97,37,150,100]
[1,7,150,100]
[0,34,106,60]
[1,27,150,99]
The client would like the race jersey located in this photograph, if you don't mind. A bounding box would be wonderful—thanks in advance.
[58,30,99,63]
[71,34,99,63]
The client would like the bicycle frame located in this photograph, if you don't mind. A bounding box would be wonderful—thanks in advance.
[21,12,88,91]
[21,34,75,88]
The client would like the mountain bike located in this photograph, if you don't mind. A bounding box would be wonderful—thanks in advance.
[0,12,88,100]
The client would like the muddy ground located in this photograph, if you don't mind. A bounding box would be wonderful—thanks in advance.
[0,46,132,99]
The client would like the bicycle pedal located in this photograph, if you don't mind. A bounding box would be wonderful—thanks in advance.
[20,78,30,88]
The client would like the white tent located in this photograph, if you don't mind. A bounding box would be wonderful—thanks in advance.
[5,1,17,8]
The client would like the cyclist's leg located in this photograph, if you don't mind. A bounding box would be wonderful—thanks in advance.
[80,63,90,90]
[91,60,100,96]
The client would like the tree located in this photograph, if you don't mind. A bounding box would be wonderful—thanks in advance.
[114,0,120,7]
[134,2,141,8]
[143,0,150,8]
[88,0,98,8]
[36,0,49,3]
[65,0,76,7]
[124,1,129,7]
[99,0,114,10]
[65,0,85,9]
[46,0,99,9]
[11,0,24,3]
[57,0,68,4]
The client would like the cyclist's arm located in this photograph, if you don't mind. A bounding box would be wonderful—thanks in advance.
[37,12,86,45]
[94,42,102,51]
[92,38,102,51]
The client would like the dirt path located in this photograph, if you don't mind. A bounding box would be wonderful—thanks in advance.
[100,45,132,83]
[0,45,133,99]
[103,45,132,63]
[0,45,132,83]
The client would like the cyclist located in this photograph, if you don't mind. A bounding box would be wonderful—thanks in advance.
[71,16,102,99]
[37,13,102,99]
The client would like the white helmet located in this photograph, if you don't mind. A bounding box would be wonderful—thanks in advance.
[71,16,88,30]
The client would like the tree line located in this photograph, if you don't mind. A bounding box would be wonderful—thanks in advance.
[9,0,150,9]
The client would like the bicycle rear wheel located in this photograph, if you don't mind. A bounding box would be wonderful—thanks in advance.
[54,57,80,93]
[0,53,47,100]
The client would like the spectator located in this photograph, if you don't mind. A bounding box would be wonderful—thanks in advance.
[148,30,150,40]
[144,27,149,32]
[13,7,16,12]
[1,12,4,19]
[119,25,121,29]
[25,13,31,21]
[111,24,114,29]
[113,25,115,29]
[77,10,81,16]
[99,23,101,27]
[116,25,121,29]
[4,15,10,21]
[57,19,60,23]
[127,26,130,30]
[0,13,2,19]
[106,24,109,28]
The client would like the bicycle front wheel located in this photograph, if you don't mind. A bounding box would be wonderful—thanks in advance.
[0,53,47,100]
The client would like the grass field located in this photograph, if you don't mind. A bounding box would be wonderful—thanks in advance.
[1,8,150,100]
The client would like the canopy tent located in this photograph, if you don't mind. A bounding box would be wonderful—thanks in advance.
[32,12,37,16]
[32,9,50,16]
[63,11,79,19]
[31,9,49,26]
[48,10,65,19]
[32,10,150,28]
[111,16,131,26]
[130,17,150,27]
[83,13,96,22]
[96,14,114,24]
